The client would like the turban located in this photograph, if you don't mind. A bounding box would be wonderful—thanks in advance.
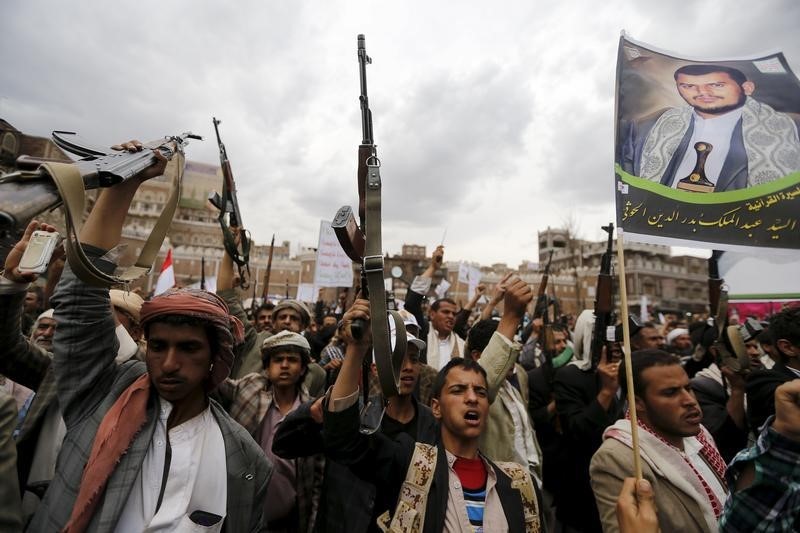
[109,289,145,323]
[666,328,689,346]
[262,330,311,354]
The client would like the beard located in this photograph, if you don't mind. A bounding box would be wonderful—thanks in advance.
[692,92,746,115]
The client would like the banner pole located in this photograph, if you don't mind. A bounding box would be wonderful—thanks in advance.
[616,228,643,480]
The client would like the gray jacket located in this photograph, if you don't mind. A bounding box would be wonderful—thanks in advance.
[27,253,271,532]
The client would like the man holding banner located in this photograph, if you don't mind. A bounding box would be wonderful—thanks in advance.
[591,350,727,533]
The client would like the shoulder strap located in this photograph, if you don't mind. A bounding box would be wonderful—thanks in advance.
[43,151,183,287]
[494,461,541,533]
[377,442,437,533]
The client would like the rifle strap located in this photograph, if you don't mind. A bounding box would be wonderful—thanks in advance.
[42,152,183,287]
[362,160,406,399]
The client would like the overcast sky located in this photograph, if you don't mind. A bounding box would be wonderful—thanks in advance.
[3,0,799,266]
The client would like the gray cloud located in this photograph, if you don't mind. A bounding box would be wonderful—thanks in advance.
[2,0,799,264]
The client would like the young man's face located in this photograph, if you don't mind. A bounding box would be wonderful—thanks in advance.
[256,310,273,333]
[146,322,212,407]
[634,327,665,351]
[675,72,750,116]
[31,317,57,350]
[24,291,39,313]
[636,364,702,444]
[398,344,422,396]
[745,340,763,370]
[275,309,303,333]
[430,301,457,336]
[267,350,306,389]
[432,367,489,442]
[552,330,567,354]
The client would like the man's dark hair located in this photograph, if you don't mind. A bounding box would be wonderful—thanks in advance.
[256,302,275,314]
[466,319,499,358]
[431,298,457,312]
[674,64,747,86]
[770,306,800,358]
[144,314,219,354]
[432,357,488,399]
[619,349,681,397]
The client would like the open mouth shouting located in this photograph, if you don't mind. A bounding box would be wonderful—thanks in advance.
[464,410,481,426]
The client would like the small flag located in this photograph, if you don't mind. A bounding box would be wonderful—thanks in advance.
[155,249,175,295]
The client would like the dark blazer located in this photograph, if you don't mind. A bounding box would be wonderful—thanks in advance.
[274,396,438,533]
[27,255,271,533]
[746,363,799,431]
[323,401,527,533]
[0,289,58,498]
[690,373,749,463]
[620,109,749,192]
[552,364,623,533]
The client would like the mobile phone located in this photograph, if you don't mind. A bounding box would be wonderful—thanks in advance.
[18,231,62,274]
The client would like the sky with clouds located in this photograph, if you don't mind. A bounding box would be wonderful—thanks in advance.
[2,0,799,266]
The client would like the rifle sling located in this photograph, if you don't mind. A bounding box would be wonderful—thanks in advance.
[362,161,406,400]
[42,153,183,287]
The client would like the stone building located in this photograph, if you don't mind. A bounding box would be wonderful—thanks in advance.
[537,227,708,317]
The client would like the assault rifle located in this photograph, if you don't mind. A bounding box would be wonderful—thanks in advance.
[331,35,406,431]
[0,130,200,235]
[208,117,251,288]
[262,234,275,302]
[200,256,207,291]
[537,251,557,382]
[590,223,615,370]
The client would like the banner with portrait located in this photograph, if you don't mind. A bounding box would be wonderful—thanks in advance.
[615,34,800,251]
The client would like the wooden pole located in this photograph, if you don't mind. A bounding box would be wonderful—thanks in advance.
[616,228,642,480]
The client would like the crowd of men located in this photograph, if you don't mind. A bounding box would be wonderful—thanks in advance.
[0,142,798,532]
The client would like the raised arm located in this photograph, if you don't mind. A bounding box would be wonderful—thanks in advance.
[478,274,531,403]
[0,220,57,390]
[217,226,260,378]
[404,245,443,337]
[51,141,168,423]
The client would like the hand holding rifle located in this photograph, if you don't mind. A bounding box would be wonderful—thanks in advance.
[596,346,620,409]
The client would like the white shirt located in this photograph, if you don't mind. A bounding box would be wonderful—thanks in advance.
[117,399,227,532]
[672,108,744,187]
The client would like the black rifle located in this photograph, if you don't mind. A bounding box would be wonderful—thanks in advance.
[590,223,615,369]
[537,251,556,382]
[262,234,275,302]
[200,256,206,291]
[0,131,200,235]
[208,117,251,288]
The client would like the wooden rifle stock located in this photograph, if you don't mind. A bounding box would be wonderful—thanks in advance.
[209,117,250,288]
[590,223,615,369]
